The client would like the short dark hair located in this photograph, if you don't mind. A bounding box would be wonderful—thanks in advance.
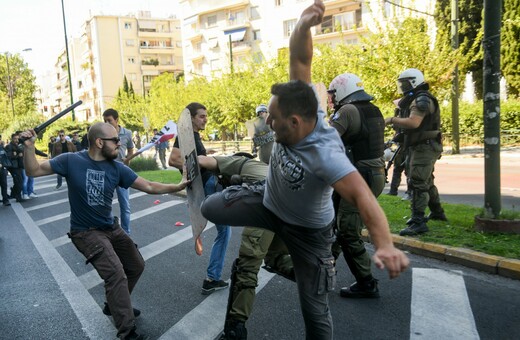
[271,80,317,121]
[186,102,207,117]
[103,108,119,120]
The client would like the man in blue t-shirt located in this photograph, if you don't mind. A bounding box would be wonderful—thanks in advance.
[201,2,409,339]
[21,122,188,340]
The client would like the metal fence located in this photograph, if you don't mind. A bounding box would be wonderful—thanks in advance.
[443,130,520,148]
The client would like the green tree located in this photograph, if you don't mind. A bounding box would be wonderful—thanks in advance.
[502,0,520,97]
[435,0,484,99]
[0,53,38,132]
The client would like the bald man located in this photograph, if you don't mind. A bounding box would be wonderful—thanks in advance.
[21,123,189,340]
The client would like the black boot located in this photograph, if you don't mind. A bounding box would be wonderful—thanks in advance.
[340,278,379,298]
[219,320,247,340]
[400,215,428,236]
[427,211,448,221]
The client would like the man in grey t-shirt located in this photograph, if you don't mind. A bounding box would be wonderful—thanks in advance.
[202,2,409,339]
[103,108,135,234]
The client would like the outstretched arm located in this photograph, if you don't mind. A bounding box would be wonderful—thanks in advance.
[333,171,410,279]
[289,0,325,83]
[131,164,190,194]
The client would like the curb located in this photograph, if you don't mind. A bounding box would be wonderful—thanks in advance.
[361,230,520,281]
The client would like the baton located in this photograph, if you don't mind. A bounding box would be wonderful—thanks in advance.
[34,100,83,134]
[20,101,83,143]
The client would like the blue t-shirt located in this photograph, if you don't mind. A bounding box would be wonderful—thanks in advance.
[264,86,356,229]
[50,150,138,231]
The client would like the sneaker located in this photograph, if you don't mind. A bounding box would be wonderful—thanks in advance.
[340,279,380,298]
[201,279,229,295]
[219,320,247,340]
[55,185,62,190]
[103,302,141,318]
[22,194,30,200]
[29,193,38,198]
[16,197,27,203]
[386,191,398,196]
[399,222,429,236]
[427,211,448,222]
[3,201,11,207]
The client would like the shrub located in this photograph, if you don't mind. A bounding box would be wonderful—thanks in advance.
[129,156,158,172]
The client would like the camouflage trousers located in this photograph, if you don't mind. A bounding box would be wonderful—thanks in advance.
[407,141,443,216]
[229,227,292,322]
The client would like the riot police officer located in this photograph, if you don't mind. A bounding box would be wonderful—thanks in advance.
[328,73,386,298]
[385,69,447,236]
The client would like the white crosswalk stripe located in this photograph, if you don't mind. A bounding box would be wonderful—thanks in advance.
[411,268,480,339]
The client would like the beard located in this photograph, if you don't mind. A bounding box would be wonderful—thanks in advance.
[101,144,118,160]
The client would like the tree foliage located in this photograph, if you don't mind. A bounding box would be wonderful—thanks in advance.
[111,17,458,140]
[502,0,520,97]
[0,53,39,133]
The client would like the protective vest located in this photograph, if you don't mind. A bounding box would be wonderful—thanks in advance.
[340,102,385,163]
[398,90,441,147]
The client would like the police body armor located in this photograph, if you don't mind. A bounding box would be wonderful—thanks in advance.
[398,90,441,147]
[340,102,385,164]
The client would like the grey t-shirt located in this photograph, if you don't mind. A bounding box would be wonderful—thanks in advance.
[264,86,356,228]
[117,126,134,161]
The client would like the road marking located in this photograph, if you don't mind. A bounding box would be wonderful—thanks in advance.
[11,202,116,339]
[27,191,148,212]
[159,268,275,340]
[80,223,216,290]
[48,199,185,248]
[411,268,479,339]
[35,193,178,225]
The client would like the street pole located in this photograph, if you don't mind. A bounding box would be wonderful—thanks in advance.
[483,0,501,218]
[61,0,75,121]
[229,34,234,74]
[4,53,15,117]
[450,0,460,154]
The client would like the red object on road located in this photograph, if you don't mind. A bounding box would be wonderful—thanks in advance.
[175,221,184,226]
[154,200,160,204]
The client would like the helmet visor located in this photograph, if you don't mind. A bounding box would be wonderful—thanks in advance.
[397,79,414,94]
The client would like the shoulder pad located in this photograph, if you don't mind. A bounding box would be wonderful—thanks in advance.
[415,95,432,112]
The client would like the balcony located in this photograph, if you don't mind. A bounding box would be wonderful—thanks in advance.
[229,40,251,54]
[138,30,174,38]
[139,46,175,54]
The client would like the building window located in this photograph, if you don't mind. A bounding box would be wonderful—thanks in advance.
[126,39,135,46]
[229,10,245,25]
[253,30,261,41]
[334,11,356,31]
[128,73,137,81]
[128,57,136,64]
[251,6,260,20]
[207,15,217,28]
[124,22,132,29]
[210,59,220,70]
[275,0,283,6]
[283,19,296,37]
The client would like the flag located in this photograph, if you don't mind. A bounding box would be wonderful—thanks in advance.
[137,120,177,154]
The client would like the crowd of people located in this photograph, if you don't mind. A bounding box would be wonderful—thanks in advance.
[4,1,454,339]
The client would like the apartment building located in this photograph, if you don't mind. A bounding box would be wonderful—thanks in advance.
[41,11,183,122]
[178,0,436,82]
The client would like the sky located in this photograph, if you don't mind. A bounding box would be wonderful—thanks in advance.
[0,0,179,78]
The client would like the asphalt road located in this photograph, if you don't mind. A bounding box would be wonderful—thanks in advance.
[1,166,519,339]
[386,147,520,209]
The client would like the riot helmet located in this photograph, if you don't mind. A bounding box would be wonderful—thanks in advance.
[397,68,425,94]
[255,104,268,116]
[328,73,364,106]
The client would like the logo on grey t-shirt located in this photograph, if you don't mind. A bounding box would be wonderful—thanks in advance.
[86,169,106,206]
[273,146,304,191]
